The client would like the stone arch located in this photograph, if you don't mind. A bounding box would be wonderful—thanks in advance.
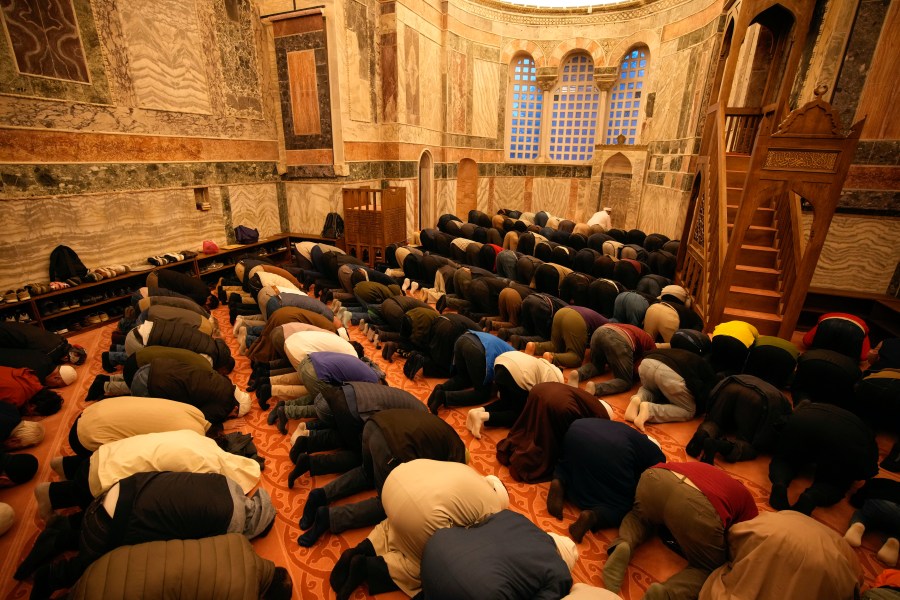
[548,38,604,68]
[606,30,661,71]
[500,40,546,68]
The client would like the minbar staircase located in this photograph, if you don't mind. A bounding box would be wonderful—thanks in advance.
[678,92,863,338]
[721,153,783,335]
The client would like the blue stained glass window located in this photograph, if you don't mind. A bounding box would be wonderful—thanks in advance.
[508,55,542,160]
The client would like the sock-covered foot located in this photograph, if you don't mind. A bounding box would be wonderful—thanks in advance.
[878,538,900,566]
[685,430,709,458]
[85,375,109,401]
[426,386,445,415]
[624,395,641,422]
[14,518,70,580]
[101,352,115,373]
[267,401,285,426]
[436,294,447,314]
[569,510,599,544]
[287,454,310,489]
[633,401,651,431]
[844,522,865,547]
[403,351,426,380]
[289,435,309,464]
[547,478,565,520]
[567,371,579,388]
[791,493,817,516]
[256,384,272,410]
[34,483,53,521]
[330,539,375,593]
[300,488,328,530]
[466,408,489,439]
[235,389,251,417]
[337,555,368,600]
[769,484,790,511]
[298,506,331,547]
[49,457,65,480]
[276,405,289,435]
[524,342,536,356]
[382,342,398,362]
[602,541,631,593]
[700,437,719,465]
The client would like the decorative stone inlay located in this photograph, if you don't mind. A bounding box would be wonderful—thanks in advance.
[764,149,839,172]
[459,0,688,26]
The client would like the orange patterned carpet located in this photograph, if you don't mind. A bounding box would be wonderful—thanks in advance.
[1,306,897,599]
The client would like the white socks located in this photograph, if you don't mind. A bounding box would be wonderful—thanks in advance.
[235,388,251,417]
[466,408,489,439]
[844,522,864,547]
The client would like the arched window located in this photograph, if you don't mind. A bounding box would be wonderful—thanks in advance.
[549,52,600,162]
[507,55,542,160]
[606,46,650,145]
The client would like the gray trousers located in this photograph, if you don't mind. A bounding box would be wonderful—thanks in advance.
[636,359,696,423]
[576,327,636,396]
[612,468,727,600]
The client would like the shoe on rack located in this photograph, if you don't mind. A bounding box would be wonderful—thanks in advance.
[3,290,18,303]
[17,311,31,323]
[16,288,30,301]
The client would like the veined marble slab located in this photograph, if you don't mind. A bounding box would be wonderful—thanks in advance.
[228,183,281,239]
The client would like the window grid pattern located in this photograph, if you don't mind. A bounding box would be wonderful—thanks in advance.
[549,54,600,162]
[508,56,542,160]
[606,48,649,145]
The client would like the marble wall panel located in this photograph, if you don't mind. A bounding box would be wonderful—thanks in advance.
[346,0,375,122]
[403,26,420,126]
[381,33,398,122]
[117,0,212,114]
[493,177,526,212]
[275,29,332,151]
[0,0,89,82]
[207,0,263,119]
[436,179,456,221]
[0,188,224,291]
[227,183,281,238]
[285,182,343,234]
[806,213,900,294]
[531,177,571,218]
[472,59,499,139]
[636,186,688,239]
[419,36,442,131]
[448,50,468,133]
[476,177,491,215]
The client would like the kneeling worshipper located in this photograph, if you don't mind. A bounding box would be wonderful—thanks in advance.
[699,511,862,600]
[768,401,878,515]
[602,461,757,598]
[64,396,212,457]
[548,419,666,543]
[266,351,382,433]
[686,374,792,464]
[0,403,45,452]
[244,305,338,366]
[709,320,759,375]
[0,365,67,416]
[286,382,427,488]
[567,322,656,396]
[625,347,718,430]
[86,356,251,423]
[791,348,862,408]
[68,534,293,600]
[18,471,276,597]
[802,311,871,362]
[857,339,900,471]
[420,510,578,600]
[296,409,466,547]
[329,459,509,600]
[523,306,607,368]
[34,429,261,518]
[741,335,800,389]
[465,351,564,439]
[426,330,514,414]
[845,478,900,567]
[496,382,612,483]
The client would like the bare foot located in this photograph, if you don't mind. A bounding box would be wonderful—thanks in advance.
[566,371,579,388]
[524,342,536,356]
